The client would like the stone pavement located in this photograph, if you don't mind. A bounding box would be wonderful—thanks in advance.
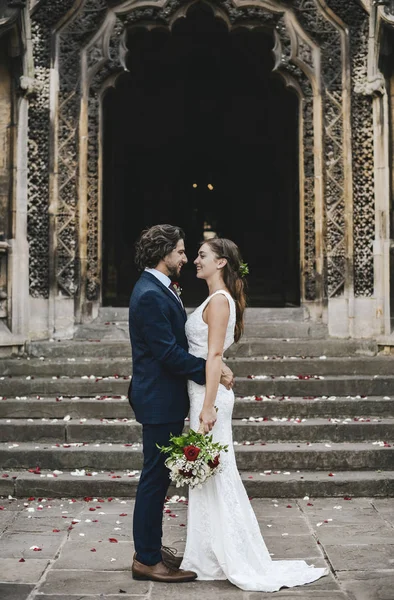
[0,496,393,600]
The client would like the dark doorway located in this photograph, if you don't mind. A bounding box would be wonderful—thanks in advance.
[102,3,299,307]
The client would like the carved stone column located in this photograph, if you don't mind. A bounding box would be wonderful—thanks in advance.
[372,2,394,336]
[0,2,31,349]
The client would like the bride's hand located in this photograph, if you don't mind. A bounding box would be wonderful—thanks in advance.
[220,363,234,390]
[199,406,217,433]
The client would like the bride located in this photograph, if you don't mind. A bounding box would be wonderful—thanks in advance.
[180,237,328,592]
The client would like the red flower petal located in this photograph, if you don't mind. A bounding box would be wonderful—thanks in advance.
[109,538,118,543]
[52,529,60,533]
[90,548,97,552]
[19,558,25,562]
[28,467,41,475]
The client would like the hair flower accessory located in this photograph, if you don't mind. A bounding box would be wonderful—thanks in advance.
[239,262,249,278]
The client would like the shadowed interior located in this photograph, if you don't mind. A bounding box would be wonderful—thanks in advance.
[102,3,299,307]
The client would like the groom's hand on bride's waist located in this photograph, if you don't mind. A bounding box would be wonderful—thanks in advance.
[220,363,234,390]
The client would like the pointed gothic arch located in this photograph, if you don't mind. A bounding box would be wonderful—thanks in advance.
[74,0,325,320]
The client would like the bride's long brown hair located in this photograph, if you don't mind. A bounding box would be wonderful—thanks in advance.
[202,238,247,343]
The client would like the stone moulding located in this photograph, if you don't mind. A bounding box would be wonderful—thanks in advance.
[28,0,77,299]
[79,0,325,309]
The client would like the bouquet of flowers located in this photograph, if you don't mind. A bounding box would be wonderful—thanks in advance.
[158,428,228,489]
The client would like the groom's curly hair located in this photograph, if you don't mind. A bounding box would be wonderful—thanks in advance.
[135,224,185,270]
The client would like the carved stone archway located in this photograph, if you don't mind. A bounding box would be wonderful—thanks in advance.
[28,0,384,339]
[80,0,327,322]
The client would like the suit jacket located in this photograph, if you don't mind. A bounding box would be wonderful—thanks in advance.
[128,271,206,424]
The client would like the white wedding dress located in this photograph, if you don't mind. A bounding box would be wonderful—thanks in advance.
[181,290,329,592]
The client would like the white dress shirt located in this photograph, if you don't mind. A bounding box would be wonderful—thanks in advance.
[145,268,181,303]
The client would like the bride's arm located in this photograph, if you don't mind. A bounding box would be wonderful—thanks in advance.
[199,294,230,433]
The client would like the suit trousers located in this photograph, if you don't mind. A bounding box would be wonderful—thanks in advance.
[133,420,184,566]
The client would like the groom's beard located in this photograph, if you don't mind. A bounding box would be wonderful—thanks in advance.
[168,265,182,279]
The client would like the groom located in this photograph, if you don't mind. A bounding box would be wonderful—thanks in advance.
[129,224,234,583]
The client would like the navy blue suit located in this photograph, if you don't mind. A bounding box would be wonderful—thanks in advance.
[129,271,206,565]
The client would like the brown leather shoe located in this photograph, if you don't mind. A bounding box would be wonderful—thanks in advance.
[132,557,197,582]
[161,545,183,569]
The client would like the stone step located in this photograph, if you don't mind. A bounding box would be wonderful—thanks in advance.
[0,442,392,471]
[234,376,394,397]
[1,469,393,498]
[75,310,323,340]
[0,417,392,444]
[1,396,393,420]
[97,306,306,323]
[227,357,394,377]
[27,338,378,359]
[2,356,394,378]
[27,341,132,358]
[0,358,132,378]
[2,374,394,397]
[226,338,378,358]
[73,320,328,340]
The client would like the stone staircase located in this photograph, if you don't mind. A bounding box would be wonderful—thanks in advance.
[0,308,394,498]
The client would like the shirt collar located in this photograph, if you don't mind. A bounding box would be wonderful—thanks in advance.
[145,267,172,288]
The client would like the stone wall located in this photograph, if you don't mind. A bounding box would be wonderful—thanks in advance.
[0,0,392,346]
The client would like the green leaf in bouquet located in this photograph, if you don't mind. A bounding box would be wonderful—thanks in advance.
[171,435,187,447]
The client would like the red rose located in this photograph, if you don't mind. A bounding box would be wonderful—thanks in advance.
[183,445,201,461]
[208,455,220,469]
